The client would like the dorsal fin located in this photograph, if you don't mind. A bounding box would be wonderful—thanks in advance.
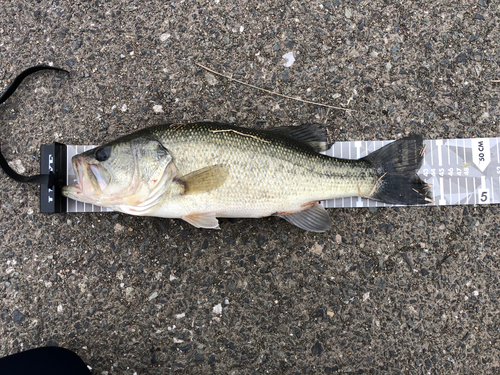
[266,123,330,152]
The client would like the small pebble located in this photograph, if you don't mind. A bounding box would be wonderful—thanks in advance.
[311,341,324,355]
[13,310,24,323]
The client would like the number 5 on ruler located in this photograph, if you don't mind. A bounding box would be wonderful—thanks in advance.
[478,176,489,204]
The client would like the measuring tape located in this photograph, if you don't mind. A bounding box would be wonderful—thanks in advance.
[38,138,500,213]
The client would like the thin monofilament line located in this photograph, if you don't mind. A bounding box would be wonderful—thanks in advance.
[195,62,353,112]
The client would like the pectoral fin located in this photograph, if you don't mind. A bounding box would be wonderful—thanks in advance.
[182,212,220,229]
[180,165,228,195]
[276,202,332,232]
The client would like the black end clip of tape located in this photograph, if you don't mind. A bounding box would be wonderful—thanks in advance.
[0,141,68,213]
[39,143,67,213]
[0,65,70,213]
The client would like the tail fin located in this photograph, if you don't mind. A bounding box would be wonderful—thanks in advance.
[362,135,431,205]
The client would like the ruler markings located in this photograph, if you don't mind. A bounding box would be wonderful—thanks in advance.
[491,177,494,203]
[497,137,499,163]
[448,178,454,204]
[439,177,446,205]
[462,138,466,164]
[465,178,469,204]
[340,142,345,207]
[473,178,477,205]
[437,140,443,166]
[430,140,434,165]
[66,146,71,212]
[446,140,451,164]
[432,176,436,205]
[349,143,353,207]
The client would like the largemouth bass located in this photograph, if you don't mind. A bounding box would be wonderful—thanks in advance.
[62,122,430,232]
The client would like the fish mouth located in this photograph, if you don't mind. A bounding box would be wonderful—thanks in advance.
[62,157,109,199]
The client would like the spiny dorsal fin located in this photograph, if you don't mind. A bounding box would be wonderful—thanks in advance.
[267,123,330,152]
[276,202,332,232]
[180,164,228,195]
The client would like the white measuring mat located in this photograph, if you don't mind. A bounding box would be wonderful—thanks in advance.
[65,138,500,213]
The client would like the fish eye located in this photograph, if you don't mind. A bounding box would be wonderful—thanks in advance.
[95,147,111,162]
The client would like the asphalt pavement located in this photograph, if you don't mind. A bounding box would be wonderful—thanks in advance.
[1,1,499,374]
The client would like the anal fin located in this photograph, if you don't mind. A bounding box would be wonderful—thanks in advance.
[182,212,220,229]
[276,202,332,232]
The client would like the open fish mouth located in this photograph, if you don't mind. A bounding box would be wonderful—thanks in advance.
[63,157,109,198]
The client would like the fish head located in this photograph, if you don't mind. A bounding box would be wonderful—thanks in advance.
[62,136,174,209]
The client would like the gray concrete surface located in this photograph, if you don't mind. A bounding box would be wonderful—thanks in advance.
[1,1,499,374]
